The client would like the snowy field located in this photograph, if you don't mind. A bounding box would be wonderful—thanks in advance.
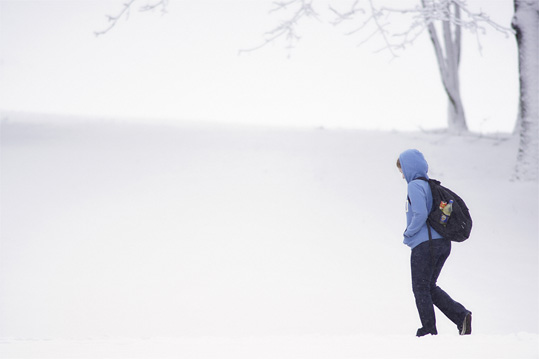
[1,115,537,358]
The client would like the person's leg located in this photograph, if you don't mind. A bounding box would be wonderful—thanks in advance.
[411,241,437,335]
[429,240,471,333]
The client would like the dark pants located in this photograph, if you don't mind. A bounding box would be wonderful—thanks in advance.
[411,239,468,332]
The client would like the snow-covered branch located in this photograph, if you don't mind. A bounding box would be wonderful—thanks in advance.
[140,0,169,13]
[328,0,364,25]
[239,0,319,55]
[327,0,514,57]
[258,0,513,58]
[95,0,169,37]
[95,0,136,37]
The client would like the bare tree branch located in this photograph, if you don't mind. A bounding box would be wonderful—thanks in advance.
[328,0,364,25]
[140,0,169,13]
[326,0,514,57]
[95,0,136,37]
[239,0,320,56]
[95,0,169,37]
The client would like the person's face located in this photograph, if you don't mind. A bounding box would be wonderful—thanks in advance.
[398,167,405,180]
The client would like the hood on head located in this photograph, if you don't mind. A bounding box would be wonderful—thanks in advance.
[399,149,429,183]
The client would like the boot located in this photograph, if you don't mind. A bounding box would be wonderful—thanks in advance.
[416,327,438,337]
[459,312,472,335]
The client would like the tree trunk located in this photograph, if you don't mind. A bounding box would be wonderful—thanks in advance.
[422,0,468,133]
[446,89,467,133]
[512,0,539,181]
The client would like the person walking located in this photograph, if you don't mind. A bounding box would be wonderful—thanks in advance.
[397,149,472,337]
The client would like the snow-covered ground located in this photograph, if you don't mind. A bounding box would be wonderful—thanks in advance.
[1,115,537,358]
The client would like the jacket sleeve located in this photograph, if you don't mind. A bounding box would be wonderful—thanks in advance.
[404,181,429,238]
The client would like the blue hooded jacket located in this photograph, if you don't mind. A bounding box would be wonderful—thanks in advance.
[399,149,442,249]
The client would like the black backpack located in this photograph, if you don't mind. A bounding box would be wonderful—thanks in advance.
[417,177,472,242]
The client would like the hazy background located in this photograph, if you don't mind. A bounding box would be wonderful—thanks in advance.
[1,2,537,357]
[0,0,518,132]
